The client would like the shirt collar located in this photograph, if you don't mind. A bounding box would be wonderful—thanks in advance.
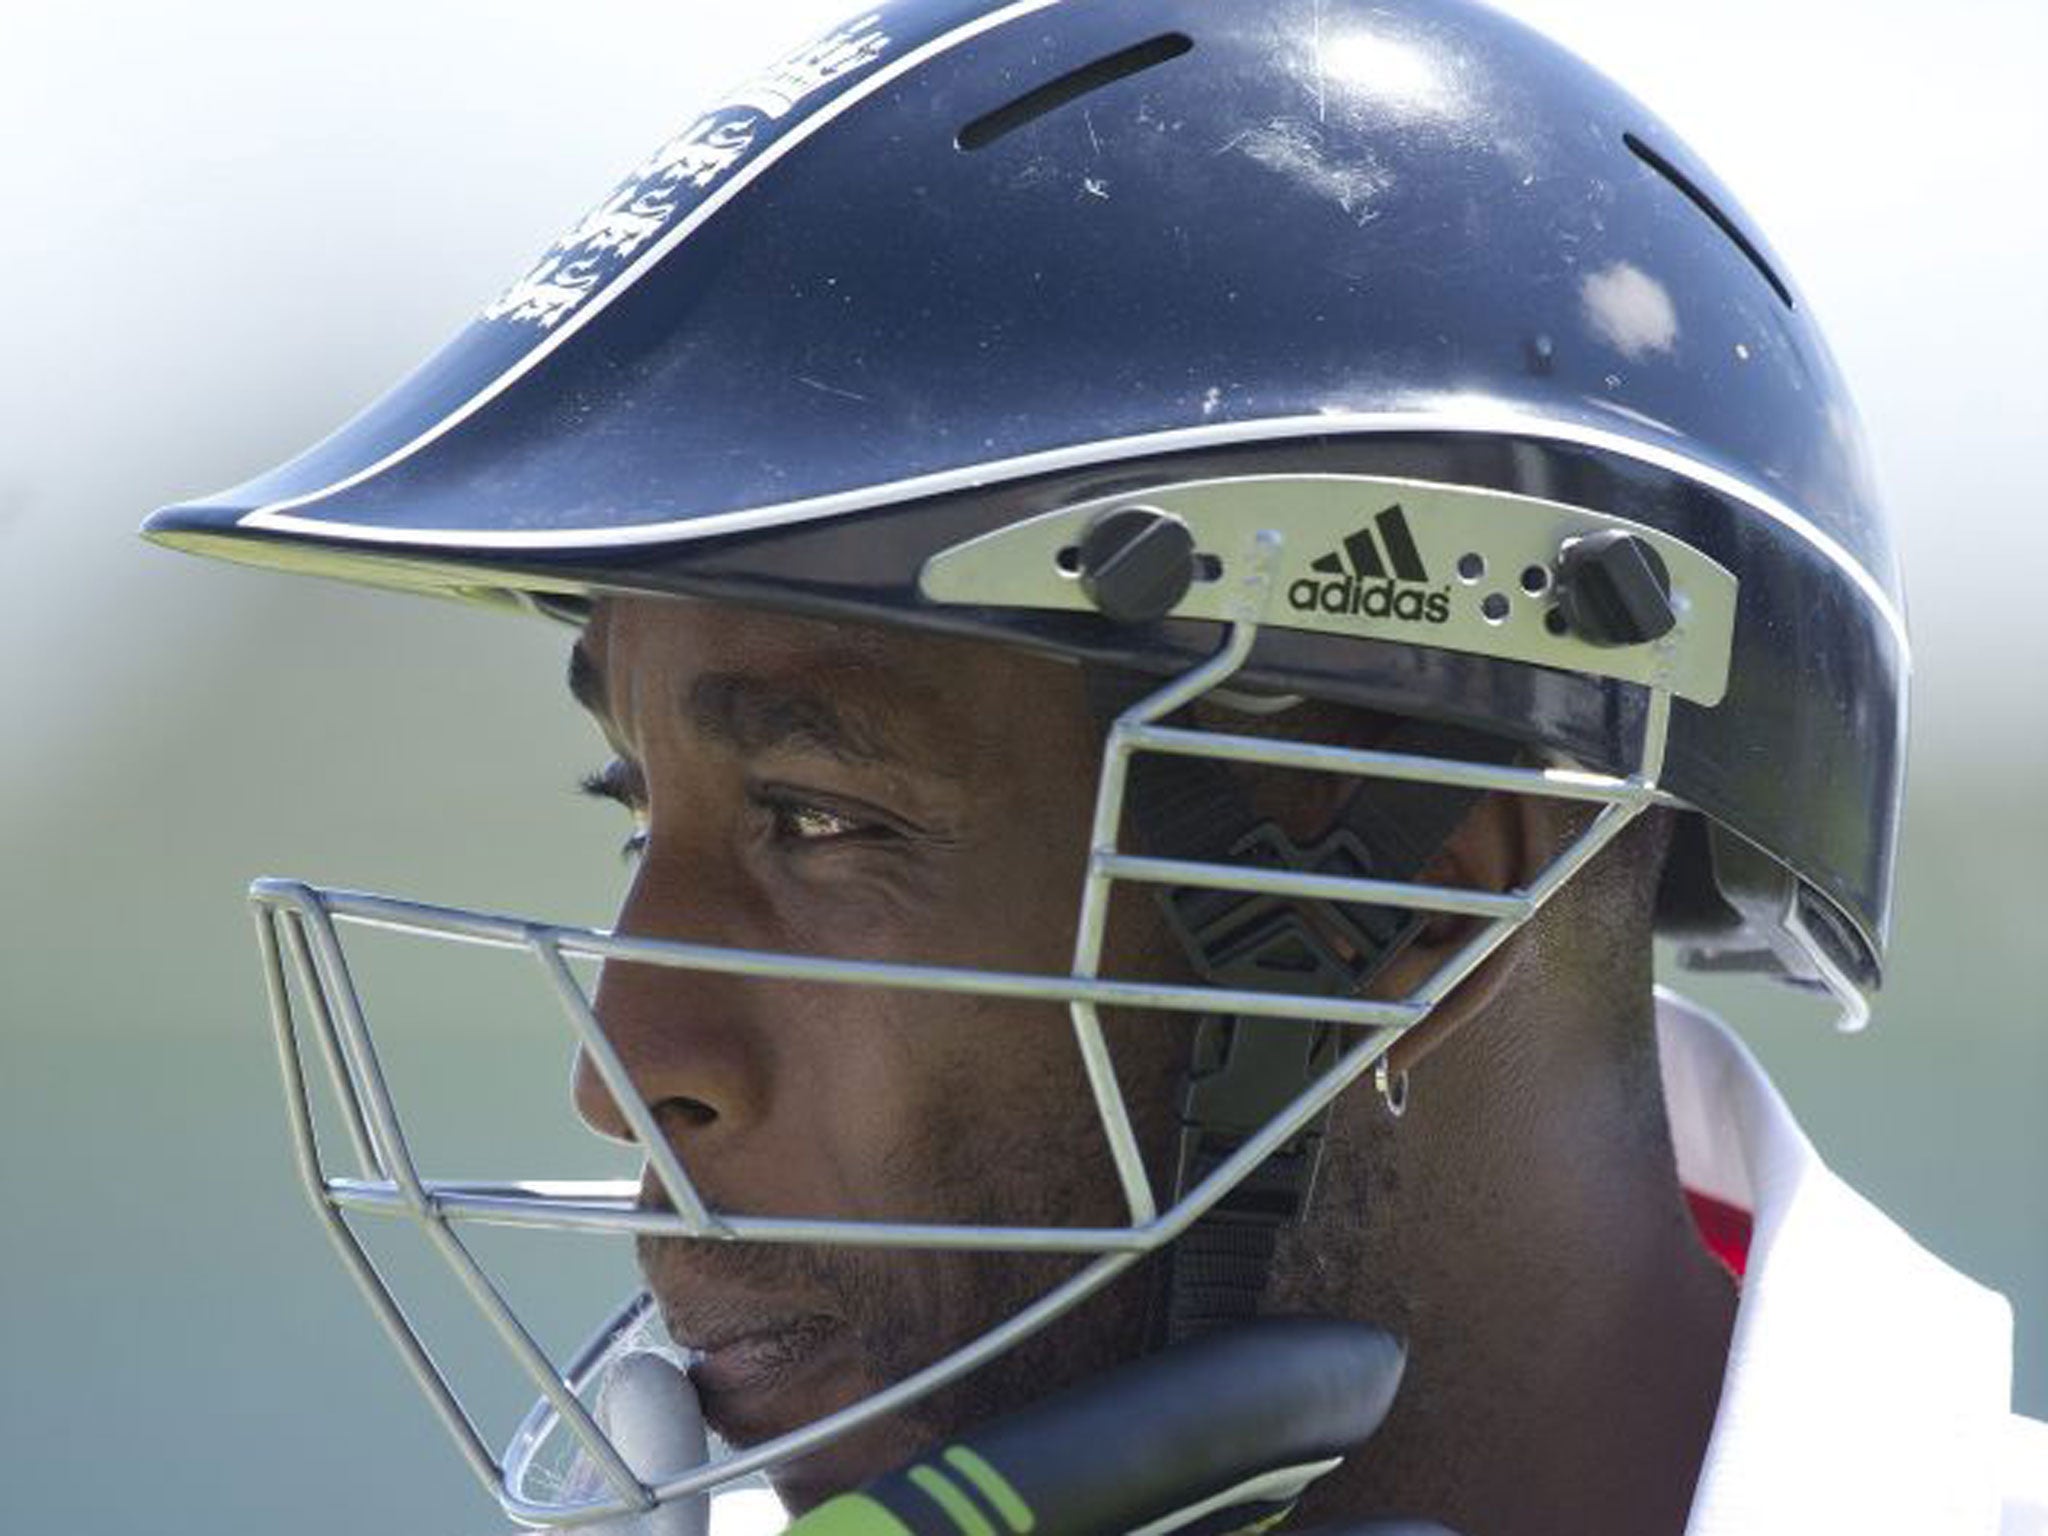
[1657,989,2016,1535]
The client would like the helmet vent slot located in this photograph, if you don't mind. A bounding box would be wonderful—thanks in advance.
[1625,132,1794,311]
[957,33,1195,151]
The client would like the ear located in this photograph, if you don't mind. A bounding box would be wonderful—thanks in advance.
[1366,791,1568,1078]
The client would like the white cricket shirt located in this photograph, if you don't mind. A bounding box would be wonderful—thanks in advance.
[1658,991,2048,1534]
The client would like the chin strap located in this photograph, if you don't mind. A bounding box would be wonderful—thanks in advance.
[1091,674,1508,1343]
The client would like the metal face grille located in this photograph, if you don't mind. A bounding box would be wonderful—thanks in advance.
[249,532,1681,1528]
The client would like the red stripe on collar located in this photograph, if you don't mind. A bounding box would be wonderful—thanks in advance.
[1685,1189,1753,1280]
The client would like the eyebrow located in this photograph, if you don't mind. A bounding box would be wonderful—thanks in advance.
[568,640,912,770]
[688,672,900,768]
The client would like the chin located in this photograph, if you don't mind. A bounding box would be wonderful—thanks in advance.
[694,1342,938,1513]
[760,1412,937,1515]
[768,1462,851,1517]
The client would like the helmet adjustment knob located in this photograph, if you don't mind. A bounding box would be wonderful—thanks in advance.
[1076,506,1198,625]
[1555,530,1677,646]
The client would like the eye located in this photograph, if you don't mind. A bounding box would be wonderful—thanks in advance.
[752,787,896,847]
[777,802,860,840]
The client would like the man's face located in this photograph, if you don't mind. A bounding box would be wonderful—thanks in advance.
[567,595,1176,1511]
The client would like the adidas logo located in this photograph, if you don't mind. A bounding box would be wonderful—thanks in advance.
[1287,505,1452,625]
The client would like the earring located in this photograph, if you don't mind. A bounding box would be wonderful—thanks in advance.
[1375,1055,1410,1119]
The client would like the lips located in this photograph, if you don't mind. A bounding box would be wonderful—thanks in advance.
[688,1313,843,1400]
[651,1282,858,1446]
[635,1195,864,1445]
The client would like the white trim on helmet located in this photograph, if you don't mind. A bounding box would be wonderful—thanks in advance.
[240,405,1911,656]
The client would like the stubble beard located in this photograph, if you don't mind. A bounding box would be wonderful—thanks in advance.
[633,1100,1168,1507]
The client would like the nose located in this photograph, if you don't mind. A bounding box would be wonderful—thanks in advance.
[571,851,776,1148]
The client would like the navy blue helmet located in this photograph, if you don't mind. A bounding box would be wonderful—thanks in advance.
[145,0,1903,993]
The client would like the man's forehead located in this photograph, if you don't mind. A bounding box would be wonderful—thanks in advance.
[582,593,970,692]
[575,594,1051,766]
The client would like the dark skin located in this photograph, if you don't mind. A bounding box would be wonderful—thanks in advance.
[570,593,1737,1534]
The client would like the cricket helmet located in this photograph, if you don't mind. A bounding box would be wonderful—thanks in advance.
[146,0,1902,987]
[145,0,1904,1525]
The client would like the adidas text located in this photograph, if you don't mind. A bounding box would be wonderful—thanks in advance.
[1287,575,1452,624]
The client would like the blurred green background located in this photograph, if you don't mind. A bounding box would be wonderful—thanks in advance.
[4,1,2042,1531]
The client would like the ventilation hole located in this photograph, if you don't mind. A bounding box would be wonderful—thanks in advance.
[1481,592,1511,623]
[1055,545,1081,575]
[957,33,1194,151]
[1520,564,1551,595]
[1544,607,1570,637]
[1194,553,1224,582]
[1456,552,1485,583]
[1625,132,1794,310]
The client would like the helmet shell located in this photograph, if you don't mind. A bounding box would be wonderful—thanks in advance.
[145,0,1905,984]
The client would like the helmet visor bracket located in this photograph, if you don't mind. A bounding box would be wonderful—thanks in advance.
[919,474,1738,709]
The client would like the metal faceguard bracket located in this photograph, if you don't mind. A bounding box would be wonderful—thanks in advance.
[244,498,1735,1529]
[918,472,1738,707]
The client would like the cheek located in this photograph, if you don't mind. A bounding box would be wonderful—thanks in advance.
[734,981,918,1217]
[860,873,1191,1226]
[771,988,1124,1227]
[901,994,1150,1230]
